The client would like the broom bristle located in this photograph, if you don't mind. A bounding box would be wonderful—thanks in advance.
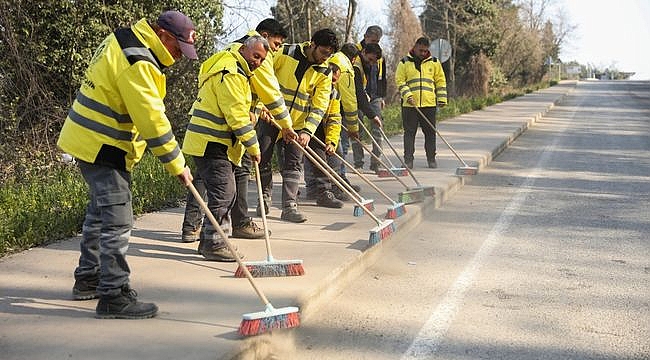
[239,306,300,336]
[456,166,478,175]
[235,261,305,278]
[376,169,392,178]
[353,205,364,217]
[398,189,424,204]
[353,199,375,217]
[385,202,406,219]
[369,220,396,245]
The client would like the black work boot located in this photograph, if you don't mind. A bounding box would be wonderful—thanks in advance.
[316,190,344,208]
[95,285,158,319]
[72,277,99,300]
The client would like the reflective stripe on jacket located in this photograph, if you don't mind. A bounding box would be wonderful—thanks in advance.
[273,42,332,135]
[329,52,358,133]
[57,19,185,175]
[395,54,448,108]
[226,30,292,130]
[182,49,260,165]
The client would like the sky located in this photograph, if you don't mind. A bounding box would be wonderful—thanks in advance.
[222,0,650,80]
[558,0,650,79]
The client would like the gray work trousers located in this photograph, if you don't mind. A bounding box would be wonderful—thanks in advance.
[75,161,133,297]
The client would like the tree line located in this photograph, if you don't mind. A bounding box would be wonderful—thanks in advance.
[1,0,573,183]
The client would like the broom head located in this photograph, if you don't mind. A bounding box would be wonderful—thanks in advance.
[235,259,305,278]
[353,199,375,217]
[385,202,406,219]
[398,188,425,204]
[239,304,300,336]
[376,168,408,177]
[456,166,478,176]
[369,219,396,245]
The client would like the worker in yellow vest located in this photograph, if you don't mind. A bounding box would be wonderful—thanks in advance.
[256,28,339,223]
[57,11,196,319]
[396,36,448,169]
[182,36,269,261]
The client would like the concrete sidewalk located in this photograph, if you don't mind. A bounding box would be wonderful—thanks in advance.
[0,82,575,360]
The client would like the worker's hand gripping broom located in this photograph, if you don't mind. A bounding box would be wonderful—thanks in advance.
[186,182,299,336]
[234,161,305,278]
[414,106,478,175]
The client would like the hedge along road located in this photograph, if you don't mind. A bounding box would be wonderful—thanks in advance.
[283,80,650,360]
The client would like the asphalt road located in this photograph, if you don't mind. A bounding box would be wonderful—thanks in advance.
[281,80,650,359]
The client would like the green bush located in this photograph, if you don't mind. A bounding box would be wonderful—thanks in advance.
[0,153,185,256]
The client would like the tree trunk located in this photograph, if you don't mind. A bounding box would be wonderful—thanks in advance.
[283,0,296,42]
[444,0,456,97]
[344,0,358,43]
[306,0,312,39]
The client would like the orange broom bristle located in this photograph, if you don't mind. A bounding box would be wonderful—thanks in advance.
[238,310,300,336]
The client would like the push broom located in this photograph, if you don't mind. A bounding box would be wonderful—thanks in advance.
[414,106,478,175]
[376,125,436,200]
[343,125,425,205]
[187,182,299,336]
[357,120,408,178]
[303,135,375,217]
[309,134,406,219]
[270,119,394,245]
[234,161,304,278]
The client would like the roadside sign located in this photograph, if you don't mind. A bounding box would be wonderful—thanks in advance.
[429,39,452,63]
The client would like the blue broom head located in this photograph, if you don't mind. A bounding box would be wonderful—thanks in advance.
[369,219,396,245]
[353,205,365,217]
[385,202,406,219]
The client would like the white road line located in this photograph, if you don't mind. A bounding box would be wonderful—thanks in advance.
[401,135,564,359]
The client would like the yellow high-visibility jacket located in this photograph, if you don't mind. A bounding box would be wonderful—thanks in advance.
[57,18,185,175]
[323,87,342,149]
[182,48,260,165]
[328,52,358,133]
[225,30,292,130]
[273,42,332,135]
[396,53,448,108]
